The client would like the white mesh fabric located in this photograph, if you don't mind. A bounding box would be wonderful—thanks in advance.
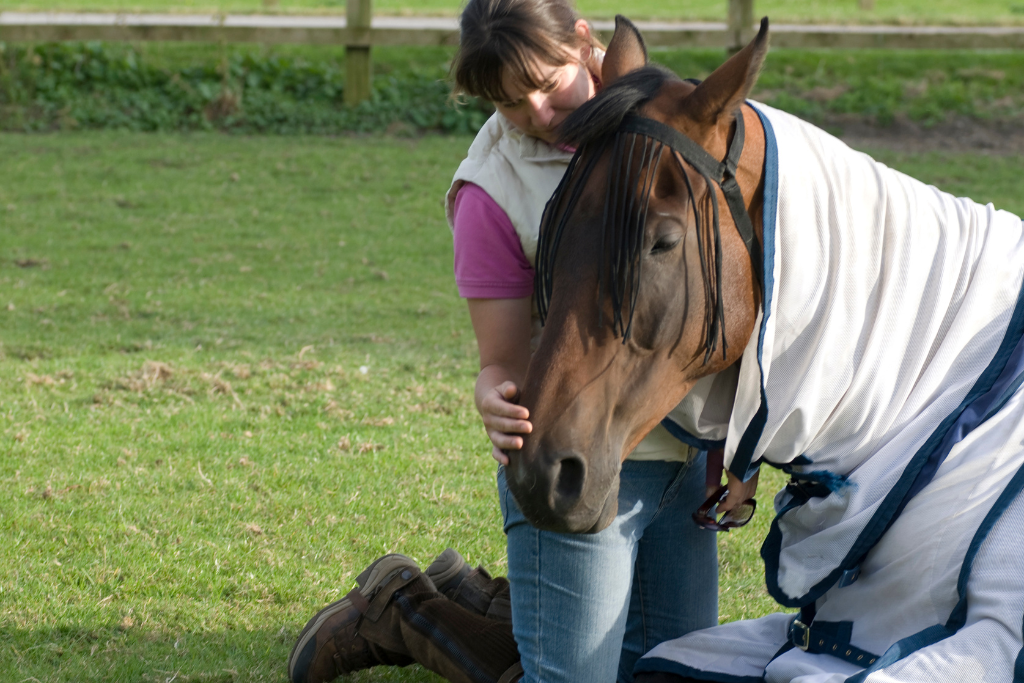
[724,104,1024,599]
[812,385,1024,656]
[866,487,1024,682]
[641,613,794,679]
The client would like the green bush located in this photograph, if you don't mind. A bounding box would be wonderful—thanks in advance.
[0,41,494,134]
[2,42,1023,134]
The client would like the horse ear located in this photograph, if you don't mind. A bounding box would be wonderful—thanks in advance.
[685,17,770,125]
[601,15,649,85]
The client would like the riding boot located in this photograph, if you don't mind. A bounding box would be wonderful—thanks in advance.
[288,555,419,683]
[355,560,522,683]
[425,548,513,623]
[289,553,521,683]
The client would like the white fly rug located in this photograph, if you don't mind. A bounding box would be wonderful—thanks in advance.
[646,103,1024,682]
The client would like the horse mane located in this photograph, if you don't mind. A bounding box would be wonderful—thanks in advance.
[558,66,672,149]
[537,65,727,362]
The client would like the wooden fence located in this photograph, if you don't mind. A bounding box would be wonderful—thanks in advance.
[2,0,1023,103]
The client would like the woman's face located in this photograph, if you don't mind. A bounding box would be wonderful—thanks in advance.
[494,25,598,143]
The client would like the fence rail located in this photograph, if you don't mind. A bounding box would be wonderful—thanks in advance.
[5,12,1023,49]
[3,0,1023,103]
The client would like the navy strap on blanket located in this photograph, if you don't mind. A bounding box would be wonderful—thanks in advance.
[787,618,881,668]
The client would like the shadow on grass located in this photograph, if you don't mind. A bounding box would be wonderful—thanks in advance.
[1,626,443,682]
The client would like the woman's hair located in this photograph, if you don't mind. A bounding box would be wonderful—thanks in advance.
[452,0,599,103]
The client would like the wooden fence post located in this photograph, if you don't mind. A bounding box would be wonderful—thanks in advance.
[345,0,372,105]
[727,0,755,53]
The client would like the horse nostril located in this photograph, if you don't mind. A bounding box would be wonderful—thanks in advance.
[554,456,586,505]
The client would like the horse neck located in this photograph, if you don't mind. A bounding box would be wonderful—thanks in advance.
[705,104,768,371]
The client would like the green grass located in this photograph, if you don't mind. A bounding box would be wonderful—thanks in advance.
[2,130,1023,682]
[662,48,1024,126]
[4,0,1024,25]
[0,131,486,682]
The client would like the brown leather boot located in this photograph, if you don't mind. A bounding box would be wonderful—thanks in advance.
[425,549,512,623]
[289,551,522,683]
[354,573,521,683]
[287,554,422,683]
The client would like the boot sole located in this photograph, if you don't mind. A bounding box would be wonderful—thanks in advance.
[287,554,418,683]
[425,549,468,592]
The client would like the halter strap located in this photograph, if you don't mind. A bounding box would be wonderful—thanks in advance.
[618,113,763,288]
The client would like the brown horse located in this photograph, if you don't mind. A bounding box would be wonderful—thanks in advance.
[506,17,770,534]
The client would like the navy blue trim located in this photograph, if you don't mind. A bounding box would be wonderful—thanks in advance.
[634,657,764,683]
[762,277,1024,608]
[984,368,1024,422]
[728,104,778,483]
[842,624,949,683]
[902,331,1024,505]
[767,639,795,665]
[1016,610,1024,683]
[844,457,1024,682]
[660,417,725,451]
[950,457,1024,628]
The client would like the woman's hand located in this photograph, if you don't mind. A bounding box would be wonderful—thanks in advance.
[466,297,534,466]
[478,380,532,465]
[718,468,760,514]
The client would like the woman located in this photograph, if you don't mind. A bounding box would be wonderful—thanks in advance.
[288,2,717,682]
[447,1,719,680]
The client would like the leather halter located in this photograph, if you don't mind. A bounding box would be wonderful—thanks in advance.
[617,112,764,288]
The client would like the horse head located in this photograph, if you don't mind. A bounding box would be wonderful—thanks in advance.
[506,17,771,533]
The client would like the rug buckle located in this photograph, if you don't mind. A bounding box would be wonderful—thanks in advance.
[789,619,811,651]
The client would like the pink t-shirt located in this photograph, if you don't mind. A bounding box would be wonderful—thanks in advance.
[452,183,535,299]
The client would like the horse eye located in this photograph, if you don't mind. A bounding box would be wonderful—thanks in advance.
[650,235,681,255]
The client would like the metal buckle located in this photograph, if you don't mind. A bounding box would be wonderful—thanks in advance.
[789,619,811,651]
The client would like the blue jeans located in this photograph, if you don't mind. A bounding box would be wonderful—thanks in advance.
[497,455,718,683]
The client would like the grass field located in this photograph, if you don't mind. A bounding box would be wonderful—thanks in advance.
[2,130,1023,683]
[3,0,1024,24]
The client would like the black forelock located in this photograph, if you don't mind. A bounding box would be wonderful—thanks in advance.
[539,63,729,360]
[558,65,673,149]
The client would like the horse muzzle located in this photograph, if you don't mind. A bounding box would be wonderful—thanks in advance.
[505,449,621,534]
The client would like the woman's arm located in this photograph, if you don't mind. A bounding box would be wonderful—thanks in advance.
[707,448,760,515]
[467,297,533,465]
[452,183,536,465]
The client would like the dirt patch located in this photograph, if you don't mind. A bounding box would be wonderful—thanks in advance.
[830,115,1024,155]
